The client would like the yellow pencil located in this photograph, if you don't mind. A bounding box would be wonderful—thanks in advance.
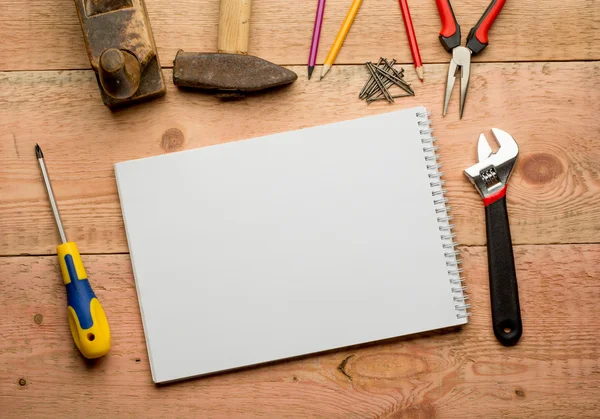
[320,0,364,80]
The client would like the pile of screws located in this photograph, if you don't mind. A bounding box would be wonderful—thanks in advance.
[359,58,415,104]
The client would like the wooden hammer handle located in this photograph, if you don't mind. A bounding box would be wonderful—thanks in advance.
[218,0,252,54]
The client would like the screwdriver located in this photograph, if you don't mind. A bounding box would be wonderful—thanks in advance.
[35,144,111,359]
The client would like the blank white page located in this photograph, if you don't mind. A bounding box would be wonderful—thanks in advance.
[115,107,467,383]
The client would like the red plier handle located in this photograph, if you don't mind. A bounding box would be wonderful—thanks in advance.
[435,0,461,52]
[435,0,507,55]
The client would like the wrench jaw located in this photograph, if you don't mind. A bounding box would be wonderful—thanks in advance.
[464,129,519,203]
[477,133,493,162]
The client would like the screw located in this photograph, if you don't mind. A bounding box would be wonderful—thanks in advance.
[19,378,26,386]
[373,64,410,86]
[365,62,393,103]
[363,59,406,99]
[372,66,414,95]
[362,62,394,98]
[359,58,384,98]
[366,83,399,102]
[361,59,394,99]
[365,79,394,101]
[383,58,408,82]
[373,66,407,85]
[363,77,393,99]
[367,94,412,103]
[359,58,414,103]
[363,74,392,100]
[375,64,411,90]
[385,59,404,76]
[364,78,392,99]
[365,71,407,100]
[34,314,43,325]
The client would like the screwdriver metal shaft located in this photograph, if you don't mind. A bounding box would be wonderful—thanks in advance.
[36,144,67,244]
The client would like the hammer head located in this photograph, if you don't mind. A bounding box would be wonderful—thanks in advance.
[173,51,297,96]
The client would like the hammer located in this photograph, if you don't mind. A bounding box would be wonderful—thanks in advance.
[173,0,297,96]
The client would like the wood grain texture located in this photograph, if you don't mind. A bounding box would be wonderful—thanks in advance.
[1,61,599,255]
[1,244,599,418]
[0,0,599,71]
[218,0,252,54]
[2,0,599,416]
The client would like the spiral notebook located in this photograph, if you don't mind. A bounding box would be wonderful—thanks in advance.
[115,106,469,383]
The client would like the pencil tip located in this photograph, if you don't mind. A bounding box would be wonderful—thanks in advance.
[35,143,43,159]
[308,66,314,80]
[320,65,330,80]
[415,66,424,82]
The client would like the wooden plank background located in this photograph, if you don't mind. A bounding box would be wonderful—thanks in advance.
[1,0,599,71]
[1,0,599,417]
[2,245,599,418]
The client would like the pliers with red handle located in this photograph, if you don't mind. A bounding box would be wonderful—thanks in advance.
[435,0,507,118]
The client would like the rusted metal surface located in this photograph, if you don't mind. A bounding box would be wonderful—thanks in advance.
[74,0,166,107]
[173,51,297,95]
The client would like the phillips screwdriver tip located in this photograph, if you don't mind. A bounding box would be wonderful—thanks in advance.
[35,144,43,159]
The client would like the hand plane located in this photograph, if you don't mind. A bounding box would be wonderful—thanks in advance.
[74,0,166,107]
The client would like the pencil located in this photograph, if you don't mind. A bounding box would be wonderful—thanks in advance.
[398,0,424,81]
[308,0,327,80]
[320,0,363,80]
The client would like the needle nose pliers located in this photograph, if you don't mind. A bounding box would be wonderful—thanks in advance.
[435,0,507,118]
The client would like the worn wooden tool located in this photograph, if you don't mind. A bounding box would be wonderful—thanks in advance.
[173,0,297,96]
[74,0,166,107]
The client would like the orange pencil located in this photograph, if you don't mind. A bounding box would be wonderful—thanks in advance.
[320,0,364,80]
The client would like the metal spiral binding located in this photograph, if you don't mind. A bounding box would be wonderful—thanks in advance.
[416,110,470,320]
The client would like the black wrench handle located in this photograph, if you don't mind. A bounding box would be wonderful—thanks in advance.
[485,195,522,346]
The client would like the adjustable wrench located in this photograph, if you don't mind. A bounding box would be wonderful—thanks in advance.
[464,129,522,346]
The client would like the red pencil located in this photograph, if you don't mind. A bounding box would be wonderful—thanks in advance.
[398,0,424,81]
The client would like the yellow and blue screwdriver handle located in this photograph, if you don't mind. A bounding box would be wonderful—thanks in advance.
[57,242,110,359]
